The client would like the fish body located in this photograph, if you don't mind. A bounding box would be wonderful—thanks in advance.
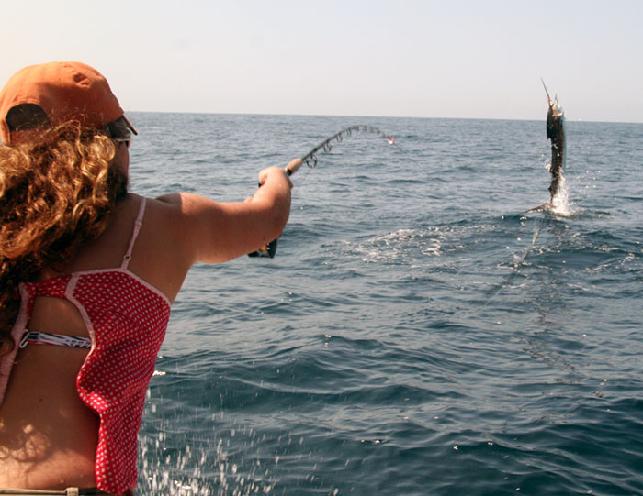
[543,83,566,203]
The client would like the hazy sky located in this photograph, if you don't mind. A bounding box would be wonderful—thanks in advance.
[2,1,642,122]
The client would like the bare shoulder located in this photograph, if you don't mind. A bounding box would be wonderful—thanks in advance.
[141,194,194,264]
[113,194,194,300]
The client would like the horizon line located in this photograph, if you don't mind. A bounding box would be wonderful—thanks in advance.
[126,109,643,126]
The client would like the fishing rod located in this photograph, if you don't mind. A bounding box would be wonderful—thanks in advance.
[248,125,395,258]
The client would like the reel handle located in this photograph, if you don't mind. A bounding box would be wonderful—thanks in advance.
[247,161,301,259]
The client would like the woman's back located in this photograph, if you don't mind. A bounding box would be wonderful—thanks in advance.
[0,194,190,490]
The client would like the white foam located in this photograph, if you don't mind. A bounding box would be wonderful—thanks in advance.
[550,172,573,217]
[351,228,443,262]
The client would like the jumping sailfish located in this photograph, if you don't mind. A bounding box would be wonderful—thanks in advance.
[543,80,566,204]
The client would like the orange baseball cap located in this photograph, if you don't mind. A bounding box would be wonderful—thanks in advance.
[0,61,135,145]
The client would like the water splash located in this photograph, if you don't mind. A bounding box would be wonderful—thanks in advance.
[139,434,277,496]
[348,228,443,263]
[139,390,278,495]
[549,171,572,217]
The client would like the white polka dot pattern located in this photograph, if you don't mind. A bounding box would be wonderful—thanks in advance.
[23,269,171,494]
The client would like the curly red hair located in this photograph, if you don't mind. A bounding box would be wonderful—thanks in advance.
[0,123,127,354]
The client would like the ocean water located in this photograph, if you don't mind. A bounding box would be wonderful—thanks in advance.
[129,113,642,495]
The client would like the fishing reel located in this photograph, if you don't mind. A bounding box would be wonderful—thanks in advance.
[247,238,278,258]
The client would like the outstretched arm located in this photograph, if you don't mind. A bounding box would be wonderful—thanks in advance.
[157,165,293,265]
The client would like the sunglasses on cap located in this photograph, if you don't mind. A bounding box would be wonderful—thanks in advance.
[106,116,137,147]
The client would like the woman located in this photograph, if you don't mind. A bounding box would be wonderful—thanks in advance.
[0,61,295,495]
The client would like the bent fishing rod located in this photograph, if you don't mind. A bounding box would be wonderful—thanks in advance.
[248,125,395,258]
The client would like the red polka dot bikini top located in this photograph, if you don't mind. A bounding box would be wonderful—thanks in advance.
[0,197,171,494]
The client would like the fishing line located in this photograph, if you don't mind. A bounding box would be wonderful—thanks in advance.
[476,213,549,315]
[249,126,395,258]
[515,216,546,268]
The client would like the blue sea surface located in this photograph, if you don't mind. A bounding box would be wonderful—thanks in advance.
[129,113,642,495]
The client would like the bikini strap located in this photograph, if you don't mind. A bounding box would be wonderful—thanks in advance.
[19,330,92,349]
[121,197,147,269]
